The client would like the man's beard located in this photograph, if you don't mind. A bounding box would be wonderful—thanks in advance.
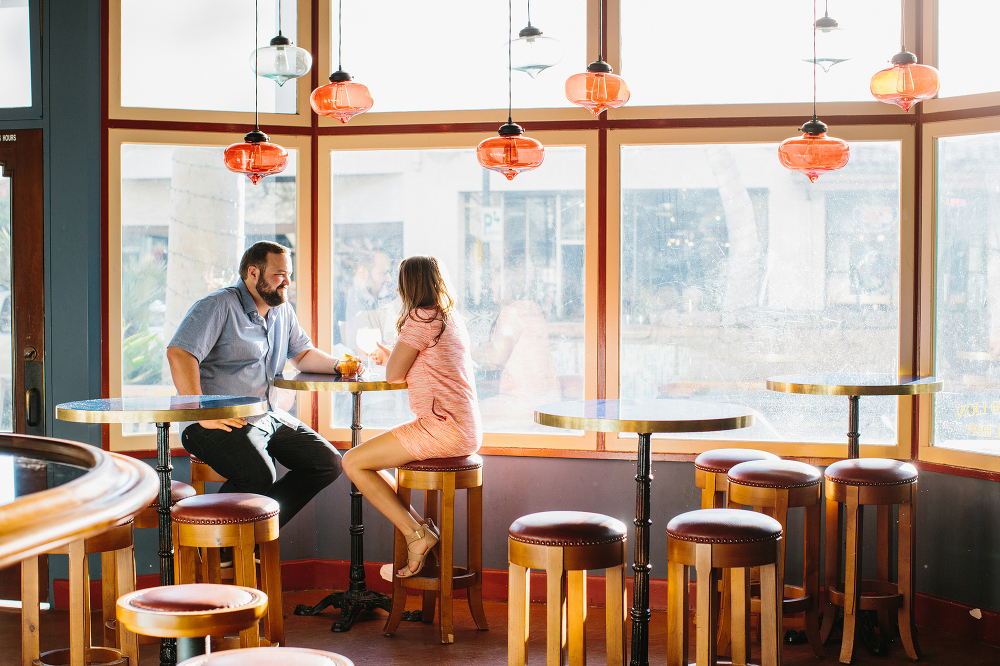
[256,276,287,307]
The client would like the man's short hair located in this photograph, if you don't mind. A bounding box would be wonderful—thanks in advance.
[240,241,290,280]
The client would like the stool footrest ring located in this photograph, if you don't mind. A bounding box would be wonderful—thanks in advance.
[826,579,904,611]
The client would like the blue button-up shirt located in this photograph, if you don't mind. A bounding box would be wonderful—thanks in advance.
[168,279,313,424]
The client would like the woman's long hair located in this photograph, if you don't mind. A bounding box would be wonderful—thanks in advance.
[396,256,454,345]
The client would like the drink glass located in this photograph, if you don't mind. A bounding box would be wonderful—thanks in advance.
[356,327,382,374]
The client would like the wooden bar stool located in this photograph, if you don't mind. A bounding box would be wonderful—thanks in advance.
[171,493,283,648]
[117,583,267,661]
[507,511,627,666]
[666,508,783,666]
[189,456,227,495]
[178,646,355,666]
[727,459,824,657]
[383,454,488,644]
[695,449,780,509]
[820,458,919,664]
[22,519,137,666]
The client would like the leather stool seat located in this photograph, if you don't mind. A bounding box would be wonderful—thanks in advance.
[508,512,628,666]
[171,493,280,524]
[398,454,482,472]
[135,481,197,529]
[384,454,487,644]
[508,511,627,547]
[727,459,822,489]
[824,458,918,486]
[667,508,783,544]
[172,493,283,648]
[667,509,783,666]
[695,448,781,474]
[178,647,355,666]
[117,584,267,639]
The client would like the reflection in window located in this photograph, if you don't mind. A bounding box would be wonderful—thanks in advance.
[0,2,31,108]
[620,1,898,106]
[329,147,586,434]
[937,4,1000,98]
[120,144,297,433]
[934,133,1000,455]
[620,142,901,444]
[120,0,297,113]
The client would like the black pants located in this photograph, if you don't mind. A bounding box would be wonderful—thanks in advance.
[181,413,343,527]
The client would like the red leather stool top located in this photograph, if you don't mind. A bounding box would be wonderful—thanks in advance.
[146,481,197,507]
[694,448,780,473]
[178,647,354,666]
[825,458,918,486]
[509,511,627,547]
[125,584,260,613]
[399,454,483,472]
[667,508,782,544]
[170,493,279,524]
[728,459,822,489]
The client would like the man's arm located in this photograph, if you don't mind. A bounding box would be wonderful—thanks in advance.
[290,347,343,374]
[166,346,247,432]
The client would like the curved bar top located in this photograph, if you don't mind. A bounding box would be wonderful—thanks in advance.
[535,398,756,434]
[273,371,406,393]
[0,434,158,569]
[766,373,942,396]
[55,395,266,424]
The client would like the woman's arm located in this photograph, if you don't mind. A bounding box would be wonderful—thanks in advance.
[377,341,419,383]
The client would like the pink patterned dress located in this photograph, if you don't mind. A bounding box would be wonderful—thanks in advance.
[390,308,482,459]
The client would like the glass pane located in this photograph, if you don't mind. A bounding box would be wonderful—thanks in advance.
[933,132,1000,455]
[0,174,11,432]
[338,1,585,113]
[330,147,586,434]
[620,142,901,445]
[120,144,298,434]
[621,1,899,106]
[121,0,298,113]
[0,1,31,108]
[937,3,1000,98]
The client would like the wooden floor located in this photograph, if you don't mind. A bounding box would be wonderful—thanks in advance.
[4,588,1000,665]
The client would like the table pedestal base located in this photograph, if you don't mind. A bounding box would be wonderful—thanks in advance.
[294,587,395,632]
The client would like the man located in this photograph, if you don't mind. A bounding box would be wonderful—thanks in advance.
[167,241,345,527]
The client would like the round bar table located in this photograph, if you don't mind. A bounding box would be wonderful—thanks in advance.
[766,374,942,459]
[55,395,265,666]
[275,370,407,632]
[535,398,755,666]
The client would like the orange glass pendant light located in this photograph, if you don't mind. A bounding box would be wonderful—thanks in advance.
[870,0,939,112]
[778,119,850,183]
[226,0,288,184]
[564,0,628,116]
[779,0,849,182]
[477,0,544,180]
[224,129,289,184]
[311,0,373,123]
[477,122,545,180]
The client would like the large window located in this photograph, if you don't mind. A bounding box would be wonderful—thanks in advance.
[937,3,1000,98]
[933,131,1000,457]
[325,146,587,436]
[618,139,902,450]
[0,1,31,109]
[115,140,301,441]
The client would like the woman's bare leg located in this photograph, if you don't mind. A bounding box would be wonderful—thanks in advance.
[341,431,434,572]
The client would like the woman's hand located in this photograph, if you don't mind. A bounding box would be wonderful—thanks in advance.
[372,341,392,366]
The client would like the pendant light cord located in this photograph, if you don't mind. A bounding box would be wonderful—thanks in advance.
[598,0,604,62]
[338,0,343,71]
[508,0,513,124]
[900,0,906,51]
[526,0,532,28]
[277,0,282,35]
[812,0,817,121]
[255,0,260,129]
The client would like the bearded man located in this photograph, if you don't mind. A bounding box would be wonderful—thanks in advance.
[167,241,345,527]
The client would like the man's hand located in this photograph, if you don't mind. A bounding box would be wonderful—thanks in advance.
[197,417,247,432]
[372,341,392,366]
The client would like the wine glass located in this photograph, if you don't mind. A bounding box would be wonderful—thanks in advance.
[356,327,382,374]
